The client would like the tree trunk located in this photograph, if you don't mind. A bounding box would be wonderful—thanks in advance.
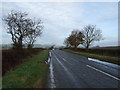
[74,45,77,50]
[27,44,33,49]
[19,37,23,49]
[86,44,89,49]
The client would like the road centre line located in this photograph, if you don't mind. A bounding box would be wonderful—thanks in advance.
[53,52,78,84]
[53,54,68,72]
[86,65,120,81]
[63,58,73,65]
[57,54,72,65]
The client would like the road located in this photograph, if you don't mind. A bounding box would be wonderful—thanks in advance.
[48,50,120,88]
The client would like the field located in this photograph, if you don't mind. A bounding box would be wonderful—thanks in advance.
[2,50,49,88]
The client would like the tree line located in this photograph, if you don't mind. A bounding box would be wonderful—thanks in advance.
[64,25,103,49]
[3,10,43,49]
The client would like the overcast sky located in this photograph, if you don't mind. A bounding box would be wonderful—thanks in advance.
[1,2,118,47]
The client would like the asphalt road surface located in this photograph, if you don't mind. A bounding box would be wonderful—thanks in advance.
[48,50,120,88]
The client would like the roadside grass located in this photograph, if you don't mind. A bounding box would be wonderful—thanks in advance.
[64,49,120,65]
[2,48,45,75]
[2,50,49,88]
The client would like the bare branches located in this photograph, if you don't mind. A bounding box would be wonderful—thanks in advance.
[64,25,103,49]
[82,24,102,48]
[24,19,43,48]
[3,10,43,49]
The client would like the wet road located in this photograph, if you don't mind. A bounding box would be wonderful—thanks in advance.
[48,50,120,88]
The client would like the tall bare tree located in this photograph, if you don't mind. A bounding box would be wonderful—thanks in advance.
[24,19,43,48]
[3,10,43,49]
[82,24,102,48]
[3,11,29,49]
[67,30,84,48]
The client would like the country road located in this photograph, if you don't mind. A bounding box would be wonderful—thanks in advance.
[48,50,120,88]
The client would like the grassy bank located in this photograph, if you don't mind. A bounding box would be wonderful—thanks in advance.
[2,50,49,88]
[64,49,120,65]
[2,48,46,75]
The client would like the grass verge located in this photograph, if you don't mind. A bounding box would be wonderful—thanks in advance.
[2,50,49,88]
[64,49,120,65]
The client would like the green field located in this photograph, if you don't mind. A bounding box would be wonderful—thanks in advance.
[64,49,119,65]
[2,50,49,88]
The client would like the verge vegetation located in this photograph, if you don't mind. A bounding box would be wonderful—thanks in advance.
[2,50,49,88]
[2,48,46,75]
[63,48,120,65]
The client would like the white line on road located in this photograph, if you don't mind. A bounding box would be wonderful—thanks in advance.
[50,62,56,88]
[47,58,51,64]
[57,54,73,65]
[62,58,73,65]
[54,55,68,72]
[47,51,51,64]
[53,53,77,83]
[86,65,120,81]
[49,51,56,88]
[62,58,67,62]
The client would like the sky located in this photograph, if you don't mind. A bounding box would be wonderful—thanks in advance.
[0,2,118,47]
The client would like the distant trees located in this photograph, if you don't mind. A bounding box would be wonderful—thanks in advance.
[64,25,103,48]
[3,10,43,49]
[82,25,102,48]
[63,38,71,48]
[64,30,84,48]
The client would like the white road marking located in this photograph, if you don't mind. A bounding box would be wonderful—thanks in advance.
[49,51,56,88]
[47,58,50,64]
[58,54,72,65]
[86,65,120,81]
[88,58,119,69]
[49,51,51,57]
[62,58,66,61]
[47,51,51,64]
[54,55,68,71]
[50,61,56,88]
[62,58,73,65]
[53,53,77,84]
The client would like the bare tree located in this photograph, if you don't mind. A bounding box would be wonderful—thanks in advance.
[67,30,84,48]
[3,10,29,49]
[3,10,43,49]
[24,19,43,48]
[82,24,102,48]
